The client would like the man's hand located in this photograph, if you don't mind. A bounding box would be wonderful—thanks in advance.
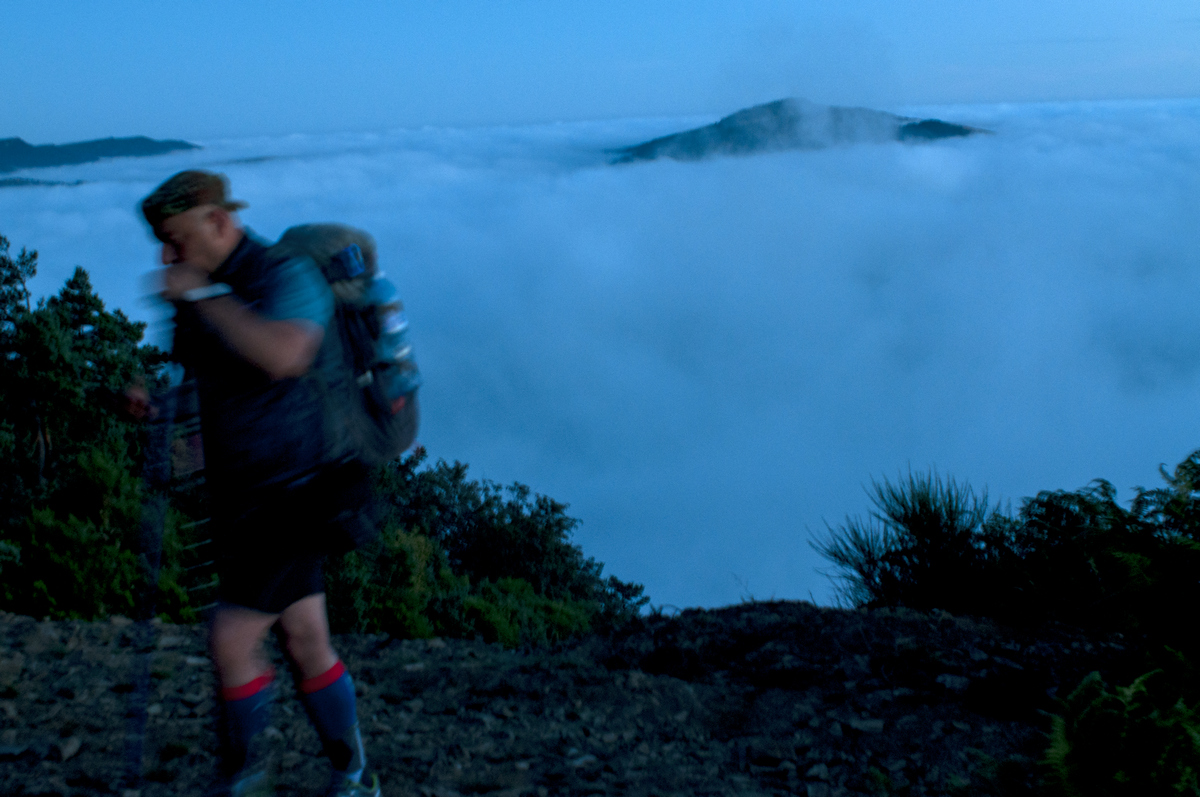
[160,260,322,381]
[159,263,211,302]
[121,379,157,421]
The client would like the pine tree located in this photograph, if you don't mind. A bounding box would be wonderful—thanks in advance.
[0,242,166,618]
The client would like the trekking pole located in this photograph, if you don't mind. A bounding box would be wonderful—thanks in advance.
[123,364,183,790]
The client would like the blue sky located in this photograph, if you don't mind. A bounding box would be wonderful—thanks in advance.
[5,0,1200,142]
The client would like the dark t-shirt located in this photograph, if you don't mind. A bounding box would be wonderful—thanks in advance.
[172,232,336,504]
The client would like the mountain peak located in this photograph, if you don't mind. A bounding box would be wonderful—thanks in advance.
[613,98,986,163]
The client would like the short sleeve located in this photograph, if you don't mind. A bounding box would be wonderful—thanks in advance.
[260,256,334,328]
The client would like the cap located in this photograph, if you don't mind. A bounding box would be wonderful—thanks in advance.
[141,170,248,230]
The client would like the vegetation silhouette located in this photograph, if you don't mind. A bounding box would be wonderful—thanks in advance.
[816,466,1200,795]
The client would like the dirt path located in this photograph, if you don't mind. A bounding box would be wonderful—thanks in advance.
[0,602,1129,796]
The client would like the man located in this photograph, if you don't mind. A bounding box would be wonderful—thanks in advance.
[142,170,380,797]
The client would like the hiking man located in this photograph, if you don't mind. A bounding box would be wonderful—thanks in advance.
[142,170,380,797]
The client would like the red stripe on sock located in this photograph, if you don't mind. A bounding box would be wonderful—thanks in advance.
[222,669,274,702]
[300,660,346,694]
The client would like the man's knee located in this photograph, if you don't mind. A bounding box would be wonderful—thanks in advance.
[209,606,278,685]
[279,593,337,673]
[279,594,328,637]
[283,622,328,659]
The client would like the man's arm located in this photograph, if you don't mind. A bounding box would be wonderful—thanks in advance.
[162,262,323,380]
[191,295,323,380]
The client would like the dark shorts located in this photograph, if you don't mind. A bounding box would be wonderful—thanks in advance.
[214,460,376,614]
[218,550,327,615]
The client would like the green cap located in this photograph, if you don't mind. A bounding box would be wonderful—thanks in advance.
[141,170,248,230]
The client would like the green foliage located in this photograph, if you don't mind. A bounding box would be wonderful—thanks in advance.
[324,449,648,645]
[814,471,1000,612]
[0,234,36,329]
[1046,670,1200,797]
[346,449,648,635]
[17,448,143,619]
[325,526,469,640]
[152,508,206,625]
[0,240,168,621]
[463,578,593,648]
[815,467,1200,648]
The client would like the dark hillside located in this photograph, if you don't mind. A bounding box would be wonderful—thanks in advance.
[0,136,198,173]
[0,602,1127,796]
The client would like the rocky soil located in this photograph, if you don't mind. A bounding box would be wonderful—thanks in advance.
[0,602,1134,797]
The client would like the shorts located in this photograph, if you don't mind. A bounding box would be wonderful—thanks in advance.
[218,550,327,615]
[214,460,377,614]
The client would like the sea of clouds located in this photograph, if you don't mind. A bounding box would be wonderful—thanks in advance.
[5,98,1200,609]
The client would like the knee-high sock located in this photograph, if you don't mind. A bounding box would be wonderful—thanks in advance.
[299,661,365,779]
[218,670,274,777]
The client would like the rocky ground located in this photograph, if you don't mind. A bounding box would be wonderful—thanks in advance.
[0,602,1134,797]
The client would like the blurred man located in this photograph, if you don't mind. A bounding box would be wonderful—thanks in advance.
[141,170,379,797]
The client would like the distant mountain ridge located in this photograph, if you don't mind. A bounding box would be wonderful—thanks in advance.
[613,98,987,163]
[0,135,199,173]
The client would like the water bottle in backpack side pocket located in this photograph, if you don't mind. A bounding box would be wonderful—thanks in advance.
[368,275,422,411]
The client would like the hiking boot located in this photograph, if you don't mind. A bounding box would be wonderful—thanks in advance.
[324,772,381,797]
[202,766,274,797]
[206,731,277,797]
[231,767,274,797]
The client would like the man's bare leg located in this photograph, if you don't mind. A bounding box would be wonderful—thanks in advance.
[208,605,280,792]
[210,605,279,688]
[209,594,339,684]
[280,593,374,793]
[278,593,338,679]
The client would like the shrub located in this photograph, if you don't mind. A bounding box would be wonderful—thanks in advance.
[463,578,593,648]
[812,470,1007,615]
[15,447,144,619]
[323,449,647,645]
[324,526,469,639]
[1045,670,1200,797]
[363,449,648,631]
[0,240,167,621]
[815,468,1200,640]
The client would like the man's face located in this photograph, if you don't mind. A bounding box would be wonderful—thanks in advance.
[156,205,232,273]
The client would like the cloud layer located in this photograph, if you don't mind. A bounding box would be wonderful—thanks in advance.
[4,99,1200,608]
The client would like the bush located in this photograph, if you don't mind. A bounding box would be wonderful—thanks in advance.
[354,449,648,634]
[0,238,168,621]
[324,526,468,639]
[1045,670,1200,796]
[375,453,599,600]
[325,529,597,648]
[324,449,648,644]
[17,448,144,619]
[815,467,1200,644]
[813,470,999,612]
[463,578,593,648]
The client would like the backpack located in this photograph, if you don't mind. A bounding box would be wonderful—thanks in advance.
[270,224,421,467]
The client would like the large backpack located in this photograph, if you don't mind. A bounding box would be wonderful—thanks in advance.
[271,224,421,467]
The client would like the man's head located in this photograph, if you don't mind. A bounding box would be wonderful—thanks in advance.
[142,170,247,272]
